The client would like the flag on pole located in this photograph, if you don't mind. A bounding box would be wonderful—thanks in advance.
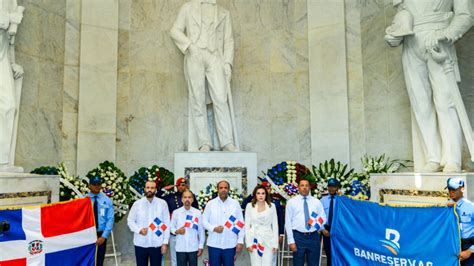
[224,215,244,235]
[184,215,199,231]
[252,238,265,257]
[149,217,167,237]
[307,211,325,230]
[0,198,97,266]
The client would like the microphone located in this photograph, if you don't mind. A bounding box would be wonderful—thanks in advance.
[0,220,10,234]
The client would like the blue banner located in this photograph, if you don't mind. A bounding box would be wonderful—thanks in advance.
[331,197,460,266]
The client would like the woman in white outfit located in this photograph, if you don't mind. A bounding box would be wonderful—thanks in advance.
[245,185,279,266]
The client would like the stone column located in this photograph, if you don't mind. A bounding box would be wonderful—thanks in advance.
[308,0,350,165]
[76,0,119,176]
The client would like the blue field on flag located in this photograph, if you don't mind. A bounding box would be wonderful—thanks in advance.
[45,243,96,266]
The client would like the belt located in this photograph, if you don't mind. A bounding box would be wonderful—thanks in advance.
[293,230,317,236]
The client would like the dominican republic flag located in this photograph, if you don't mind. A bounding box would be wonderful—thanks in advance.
[0,198,97,266]
[252,238,265,257]
[184,215,199,231]
[224,215,244,235]
[307,211,325,230]
[149,217,167,237]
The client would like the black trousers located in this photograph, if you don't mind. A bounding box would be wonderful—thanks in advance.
[96,232,107,266]
[461,243,474,266]
[177,251,198,266]
[135,246,163,266]
[323,235,331,266]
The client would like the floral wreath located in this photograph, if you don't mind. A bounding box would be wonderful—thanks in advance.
[31,163,88,201]
[262,161,315,203]
[128,165,174,200]
[86,161,132,222]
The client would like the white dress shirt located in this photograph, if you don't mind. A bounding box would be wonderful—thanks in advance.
[127,197,171,248]
[170,206,205,252]
[285,194,326,244]
[203,196,244,249]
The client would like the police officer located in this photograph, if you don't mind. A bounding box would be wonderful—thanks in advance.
[447,177,474,265]
[86,175,114,266]
[158,177,198,266]
[320,178,340,266]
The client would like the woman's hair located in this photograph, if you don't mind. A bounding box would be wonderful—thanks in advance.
[251,185,272,207]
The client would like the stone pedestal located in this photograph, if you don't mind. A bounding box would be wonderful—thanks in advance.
[0,173,60,208]
[370,172,474,205]
[174,152,257,196]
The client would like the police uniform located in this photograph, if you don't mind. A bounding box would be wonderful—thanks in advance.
[320,178,340,266]
[448,177,474,266]
[85,176,114,266]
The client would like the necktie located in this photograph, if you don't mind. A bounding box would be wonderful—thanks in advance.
[328,195,334,227]
[93,196,99,229]
[304,196,310,230]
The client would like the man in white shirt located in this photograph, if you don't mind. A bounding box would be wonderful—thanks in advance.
[128,181,171,266]
[203,179,244,266]
[285,179,326,266]
[171,190,205,266]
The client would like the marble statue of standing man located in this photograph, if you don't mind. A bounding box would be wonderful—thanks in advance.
[170,0,238,152]
[385,0,472,173]
[0,0,24,172]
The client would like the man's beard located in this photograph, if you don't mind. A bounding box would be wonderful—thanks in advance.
[145,191,155,198]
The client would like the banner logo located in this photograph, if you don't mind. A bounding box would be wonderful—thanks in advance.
[380,228,400,256]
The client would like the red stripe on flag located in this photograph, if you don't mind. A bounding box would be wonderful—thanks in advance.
[41,198,95,237]
[0,258,27,266]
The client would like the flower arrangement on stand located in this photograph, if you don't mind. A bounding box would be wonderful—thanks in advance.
[57,162,89,201]
[86,161,132,222]
[196,183,242,211]
[31,163,88,201]
[311,159,355,198]
[128,165,175,200]
[352,154,411,200]
[361,154,410,175]
[262,161,315,204]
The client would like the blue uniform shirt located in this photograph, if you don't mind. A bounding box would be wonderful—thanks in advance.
[456,197,474,251]
[87,192,114,239]
[320,194,338,228]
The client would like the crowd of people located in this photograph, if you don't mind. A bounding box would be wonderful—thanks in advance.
[85,175,474,266]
